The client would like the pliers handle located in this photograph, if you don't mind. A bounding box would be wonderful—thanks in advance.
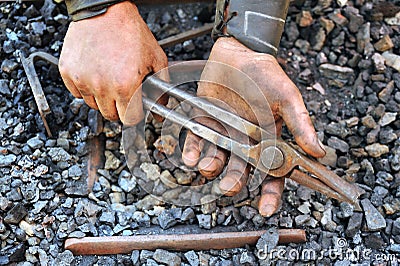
[143,76,364,207]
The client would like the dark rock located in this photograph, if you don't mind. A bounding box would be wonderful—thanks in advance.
[0,80,10,95]
[239,250,256,265]
[364,233,385,249]
[327,136,349,153]
[392,218,400,235]
[319,64,355,87]
[256,227,279,253]
[4,243,26,263]
[345,212,363,237]
[184,250,199,266]
[4,203,28,224]
[361,199,386,231]
[343,6,364,33]
[158,209,177,229]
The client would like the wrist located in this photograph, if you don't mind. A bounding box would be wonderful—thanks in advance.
[212,0,290,57]
[65,0,135,21]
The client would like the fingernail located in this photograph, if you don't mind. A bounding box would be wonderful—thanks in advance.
[259,204,276,217]
[317,138,326,156]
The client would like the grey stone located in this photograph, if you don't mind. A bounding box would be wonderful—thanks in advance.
[197,214,212,229]
[0,80,10,95]
[145,258,159,266]
[140,163,161,181]
[4,203,28,224]
[6,243,25,263]
[118,170,137,193]
[361,199,386,231]
[158,209,177,229]
[57,138,70,151]
[99,210,115,225]
[327,136,349,153]
[256,227,279,253]
[389,244,400,253]
[140,250,155,262]
[131,250,140,265]
[184,250,199,266]
[181,208,195,222]
[297,202,311,214]
[1,59,18,73]
[319,63,354,87]
[357,23,372,54]
[53,250,75,266]
[279,216,293,228]
[239,251,256,265]
[344,6,364,33]
[31,21,46,35]
[338,202,354,218]
[135,195,162,210]
[68,165,82,178]
[153,249,181,266]
[295,214,311,226]
[0,154,17,167]
[392,218,400,235]
[48,148,71,162]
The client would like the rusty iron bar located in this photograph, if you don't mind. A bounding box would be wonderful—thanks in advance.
[65,229,306,255]
[159,23,213,48]
[86,136,104,192]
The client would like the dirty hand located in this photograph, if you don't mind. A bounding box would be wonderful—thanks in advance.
[59,1,167,125]
[182,37,326,217]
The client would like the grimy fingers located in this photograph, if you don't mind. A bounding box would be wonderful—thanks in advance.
[196,117,228,179]
[94,97,119,121]
[218,155,249,196]
[182,131,204,167]
[119,86,143,126]
[198,144,227,180]
[281,95,326,158]
[258,177,285,217]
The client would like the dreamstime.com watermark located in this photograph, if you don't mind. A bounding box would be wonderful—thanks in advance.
[257,238,400,262]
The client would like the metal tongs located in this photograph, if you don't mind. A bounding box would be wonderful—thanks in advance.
[20,51,364,208]
[143,77,365,208]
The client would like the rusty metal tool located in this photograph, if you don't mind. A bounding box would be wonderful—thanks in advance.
[142,77,365,208]
[65,226,306,255]
[20,51,58,137]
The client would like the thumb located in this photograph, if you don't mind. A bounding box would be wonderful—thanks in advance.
[281,97,326,158]
[119,86,144,126]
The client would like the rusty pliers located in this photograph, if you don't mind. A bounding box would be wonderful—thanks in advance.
[143,77,365,208]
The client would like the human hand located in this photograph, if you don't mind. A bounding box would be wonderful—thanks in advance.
[59,1,168,125]
[182,37,326,217]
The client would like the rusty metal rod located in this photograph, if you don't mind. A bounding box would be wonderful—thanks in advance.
[159,23,213,48]
[65,229,306,255]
